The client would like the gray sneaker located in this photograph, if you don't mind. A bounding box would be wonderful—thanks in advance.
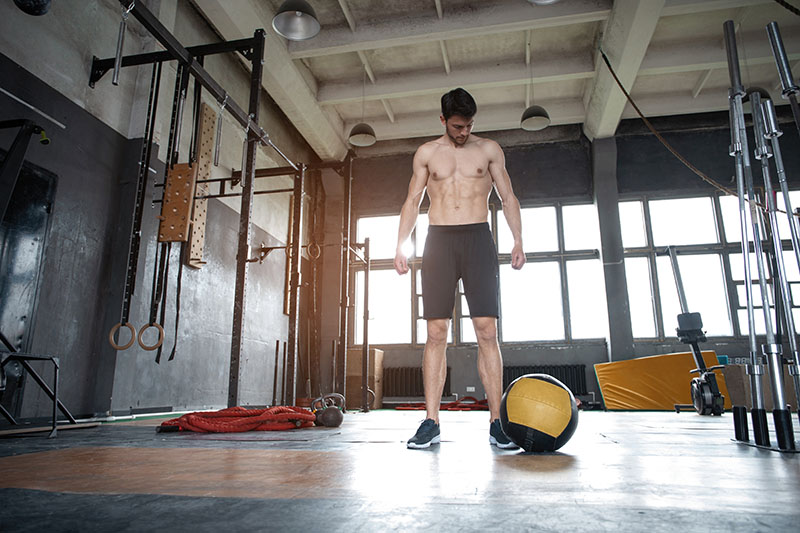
[407,418,440,449]
[489,419,519,449]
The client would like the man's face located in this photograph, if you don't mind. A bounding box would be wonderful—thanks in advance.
[441,114,474,145]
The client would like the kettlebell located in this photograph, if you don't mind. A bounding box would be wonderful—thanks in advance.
[315,405,344,427]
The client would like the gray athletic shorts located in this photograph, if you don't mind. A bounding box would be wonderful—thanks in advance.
[422,222,499,319]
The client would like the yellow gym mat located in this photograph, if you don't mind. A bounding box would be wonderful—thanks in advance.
[594,351,732,411]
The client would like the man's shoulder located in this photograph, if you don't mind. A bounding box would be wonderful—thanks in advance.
[471,135,499,149]
[470,136,503,159]
[415,138,444,158]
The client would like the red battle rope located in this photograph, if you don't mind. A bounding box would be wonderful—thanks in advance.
[160,406,316,433]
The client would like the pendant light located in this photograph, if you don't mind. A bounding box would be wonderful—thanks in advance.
[520,33,550,131]
[348,70,376,147]
[272,0,320,41]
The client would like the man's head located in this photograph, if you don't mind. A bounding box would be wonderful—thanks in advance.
[440,88,476,146]
[441,88,476,120]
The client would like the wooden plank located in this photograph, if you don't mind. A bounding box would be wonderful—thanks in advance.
[187,102,215,268]
[157,163,198,242]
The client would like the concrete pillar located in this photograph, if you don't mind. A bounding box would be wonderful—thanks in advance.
[592,137,634,361]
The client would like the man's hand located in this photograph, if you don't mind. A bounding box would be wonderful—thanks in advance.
[511,243,526,270]
[394,250,410,275]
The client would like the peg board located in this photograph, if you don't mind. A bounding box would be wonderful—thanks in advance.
[187,181,209,268]
[186,102,216,267]
[158,162,198,242]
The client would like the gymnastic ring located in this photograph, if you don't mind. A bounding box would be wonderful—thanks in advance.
[109,322,136,351]
[137,323,165,351]
[307,242,321,260]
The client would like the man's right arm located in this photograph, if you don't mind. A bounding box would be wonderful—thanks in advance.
[394,146,430,275]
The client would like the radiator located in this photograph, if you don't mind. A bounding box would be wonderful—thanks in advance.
[384,367,451,397]
[503,364,587,396]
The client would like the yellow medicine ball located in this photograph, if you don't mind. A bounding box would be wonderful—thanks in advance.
[499,373,579,452]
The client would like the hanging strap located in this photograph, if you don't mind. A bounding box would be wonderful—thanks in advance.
[168,242,186,361]
[155,242,172,364]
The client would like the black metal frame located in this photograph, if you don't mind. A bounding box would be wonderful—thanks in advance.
[95,1,300,407]
[0,334,77,438]
[95,2,370,409]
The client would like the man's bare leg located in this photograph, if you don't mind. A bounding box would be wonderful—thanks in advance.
[423,318,450,423]
[472,316,503,422]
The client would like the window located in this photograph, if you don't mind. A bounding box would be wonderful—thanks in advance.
[619,201,647,248]
[656,254,731,337]
[495,204,606,343]
[354,270,411,344]
[648,197,717,246]
[500,262,564,341]
[563,204,601,251]
[624,196,732,338]
[619,193,800,340]
[567,259,608,338]
[357,189,799,345]
[497,206,557,253]
[357,214,405,259]
[719,195,752,244]
[625,257,656,337]
[775,191,800,244]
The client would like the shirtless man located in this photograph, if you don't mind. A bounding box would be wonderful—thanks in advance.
[394,88,525,449]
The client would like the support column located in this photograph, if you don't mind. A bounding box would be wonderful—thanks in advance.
[593,136,634,361]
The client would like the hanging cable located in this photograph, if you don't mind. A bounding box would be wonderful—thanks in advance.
[773,0,800,17]
[597,46,784,216]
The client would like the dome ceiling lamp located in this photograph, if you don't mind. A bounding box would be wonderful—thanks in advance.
[520,32,551,131]
[348,70,377,147]
[272,0,321,41]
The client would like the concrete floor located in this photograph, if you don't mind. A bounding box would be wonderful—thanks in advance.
[0,409,798,532]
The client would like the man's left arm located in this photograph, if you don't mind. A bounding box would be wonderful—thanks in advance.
[487,141,526,270]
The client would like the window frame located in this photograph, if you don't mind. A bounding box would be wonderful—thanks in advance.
[618,190,800,341]
[352,199,607,347]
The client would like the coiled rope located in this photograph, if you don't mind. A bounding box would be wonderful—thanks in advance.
[160,406,316,433]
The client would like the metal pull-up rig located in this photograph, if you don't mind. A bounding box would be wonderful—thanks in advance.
[92,0,372,411]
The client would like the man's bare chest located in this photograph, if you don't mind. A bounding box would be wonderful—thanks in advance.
[428,147,490,182]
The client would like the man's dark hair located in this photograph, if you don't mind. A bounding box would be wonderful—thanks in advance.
[441,88,477,120]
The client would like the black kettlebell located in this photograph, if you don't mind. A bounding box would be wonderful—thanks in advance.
[315,406,344,428]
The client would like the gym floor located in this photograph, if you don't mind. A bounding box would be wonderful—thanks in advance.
[0,409,798,532]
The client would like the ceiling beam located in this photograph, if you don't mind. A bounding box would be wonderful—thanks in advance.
[356,50,376,83]
[287,0,613,59]
[661,0,771,16]
[692,69,714,98]
[315,26,799,107]
[381,99,396,123]
[192,0,348,160]
[286,0,772,60]
[583,0,665,140]
[440,40,451,75]
[337,0,356,33]
[639,29,800,76]
[318,55,594,105]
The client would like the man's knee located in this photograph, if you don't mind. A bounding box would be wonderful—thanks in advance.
[426,319,449,345]
[472,317,498,344]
